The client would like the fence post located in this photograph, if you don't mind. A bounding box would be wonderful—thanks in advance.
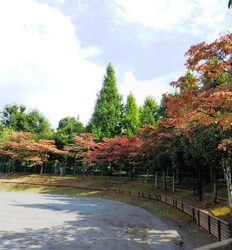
[138,191,140,197]
[208,215,211,234]
[174,199,177,208]
[229,223,232,238]
[218,220,221,241]
[197,210,200,226]
[192,208,195,221]
[129,190,131,196]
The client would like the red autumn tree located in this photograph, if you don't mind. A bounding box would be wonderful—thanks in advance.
[85,136,132,178]
[65,133,97,175]
[0,132,64,173]
[166,33,232,203]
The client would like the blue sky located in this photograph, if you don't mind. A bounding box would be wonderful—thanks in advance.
[0,0,231,128]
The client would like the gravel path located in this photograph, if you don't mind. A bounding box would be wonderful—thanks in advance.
[0,191,191,249]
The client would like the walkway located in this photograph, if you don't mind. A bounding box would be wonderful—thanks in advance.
[0,191,189,249]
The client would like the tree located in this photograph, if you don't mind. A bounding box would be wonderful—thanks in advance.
[140,96,158,126]
[157,94,168,119]
[87,137,126,178]
[229,0,232,8]
[138,122,174,185]
[1,104,28,131]
[166,33,232,203]
[0,104,53,136]
[89,63,123,139]
[122,92,140,137]
[86,135,137,178]
[219,138,232,209]
[0,132,64,173]
[56,116,86,147]
[27,109,53,136]
[65,133,97,176]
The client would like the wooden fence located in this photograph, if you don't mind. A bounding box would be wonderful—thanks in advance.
[109,188,232,241]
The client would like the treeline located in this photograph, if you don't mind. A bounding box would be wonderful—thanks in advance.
[0,33,232,209]
[0,63,164,145]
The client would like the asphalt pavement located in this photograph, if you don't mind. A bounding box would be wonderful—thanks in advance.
[0,191,190,249]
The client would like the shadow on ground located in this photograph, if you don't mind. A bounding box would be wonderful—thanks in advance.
[0,191,189,249]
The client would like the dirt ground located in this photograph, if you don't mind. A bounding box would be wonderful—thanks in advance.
[0,191,195,250]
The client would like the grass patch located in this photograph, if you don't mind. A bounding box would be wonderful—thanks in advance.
[210,205,230,217]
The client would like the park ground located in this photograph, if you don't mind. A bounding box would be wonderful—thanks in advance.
[0,173,228,248]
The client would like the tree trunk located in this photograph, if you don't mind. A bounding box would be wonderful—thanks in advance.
[172,168,175,192]
[146,168,150,183]
[193,168,197,196]
[40,165,43,175]
[177,168,183,183]
[222,158,232,210]
[107,162,112,178]
[197,165,203,201]
[130,165,134,181]
[155,171,158,188]
[213,170,218,204]
[163,168,166,190]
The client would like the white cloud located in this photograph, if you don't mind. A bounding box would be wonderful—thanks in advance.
[110,0,231,37]
[79,46,102,59]
[0,0,229,130]
[119,71,181,106]
[0,0,105,128]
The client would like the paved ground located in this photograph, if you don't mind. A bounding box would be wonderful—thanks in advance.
[0,191,191,249]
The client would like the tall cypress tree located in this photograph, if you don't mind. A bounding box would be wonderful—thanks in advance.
[140,96,158,126]
[89,63,123,139]
[123,92,140,137]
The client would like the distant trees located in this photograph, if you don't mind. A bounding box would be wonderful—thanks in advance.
[56,116,86,147]
[81,33,232,207]
[88,63,162,139]
[139,96,158,126]
[0,104,53,136]
[1,33,232,210]
[122,92,140,137]
[0,131,64,173]
[89,63,123,139]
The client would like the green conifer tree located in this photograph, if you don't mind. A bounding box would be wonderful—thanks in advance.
[140,96,158,126]
[123,92,140,137]
[89,63,123,139]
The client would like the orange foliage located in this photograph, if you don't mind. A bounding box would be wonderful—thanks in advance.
[0,132,63,165]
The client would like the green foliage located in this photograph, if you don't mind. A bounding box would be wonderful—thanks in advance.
[180,70,198,90]
[140,96,158,126]
[56,116,86,147]
[0,104,53,137]
[0,127,15,142]
[89,63,123,139]
[57,116,85,134]
[156,95,167,119]
[178,125,223,169]
[122,92,140,137]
